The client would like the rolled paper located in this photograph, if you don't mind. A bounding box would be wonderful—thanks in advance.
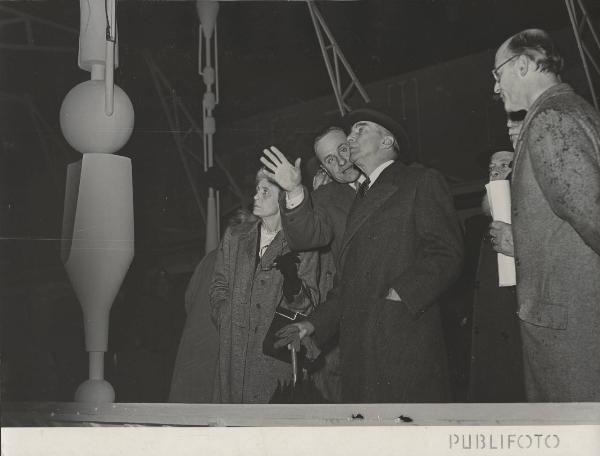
[485,180,516,287]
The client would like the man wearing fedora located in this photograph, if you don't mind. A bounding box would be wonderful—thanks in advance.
[272,108,464,403]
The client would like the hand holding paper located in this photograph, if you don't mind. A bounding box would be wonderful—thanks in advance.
[489,221,514,257]
[485,180,516,287]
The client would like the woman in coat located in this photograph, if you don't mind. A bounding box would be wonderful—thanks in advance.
[210,169,319,403]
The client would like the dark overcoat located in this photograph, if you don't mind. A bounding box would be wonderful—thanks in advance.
[210,220,319,403]
[280,182,356,402]
[169,249,218,403]
[281,182,356,267]
[309,162,464,403]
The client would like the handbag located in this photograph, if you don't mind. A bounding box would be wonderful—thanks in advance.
[262,303,308,363]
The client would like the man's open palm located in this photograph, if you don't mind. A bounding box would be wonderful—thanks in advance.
[260,146,302,192]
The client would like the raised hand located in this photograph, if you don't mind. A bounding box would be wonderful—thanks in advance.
[260,146,302,192]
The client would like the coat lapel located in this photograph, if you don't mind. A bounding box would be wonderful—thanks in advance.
[340,163,401,260]
[259,230,286,270]
[241,222,259,269]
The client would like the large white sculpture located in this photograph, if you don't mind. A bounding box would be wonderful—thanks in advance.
[59,0,134,402]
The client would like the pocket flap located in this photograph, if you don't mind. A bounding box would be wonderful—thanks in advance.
[518,301,568,330]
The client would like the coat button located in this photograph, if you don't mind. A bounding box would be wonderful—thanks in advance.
[256,303,261,309]
[515,257,520,266]
[260,279,266,285]
[254,326,259,333]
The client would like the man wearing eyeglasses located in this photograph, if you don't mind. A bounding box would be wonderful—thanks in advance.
[272,109,464,403]
[492,29,600,402]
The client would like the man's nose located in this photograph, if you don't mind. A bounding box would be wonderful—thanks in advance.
[337,155,347,166]
[253,193,259,201]
[339,146,350,161]
[494,81,501,94]
[347,134,355,143]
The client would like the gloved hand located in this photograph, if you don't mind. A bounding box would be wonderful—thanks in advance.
[273,251,302,302]
[274,321,315,351]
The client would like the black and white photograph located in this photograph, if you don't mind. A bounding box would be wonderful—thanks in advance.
[1,0,600,453]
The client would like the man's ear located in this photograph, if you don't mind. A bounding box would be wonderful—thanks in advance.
[517,55,530,77]
[381,135,394,150]
[320,164,331,177]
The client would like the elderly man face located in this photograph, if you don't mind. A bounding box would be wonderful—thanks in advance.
[315,129,360,184]
[489,151,514,181]
[493,42,528,113]
[347,121,388,166]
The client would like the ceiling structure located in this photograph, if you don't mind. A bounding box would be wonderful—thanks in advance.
[1,0,593,263]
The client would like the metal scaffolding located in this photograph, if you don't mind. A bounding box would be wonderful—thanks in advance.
[0,4,77,53]
[306,0,370,116]
[144,50,246,226]
[565,0,600,109]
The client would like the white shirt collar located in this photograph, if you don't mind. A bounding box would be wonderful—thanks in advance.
[367,160,395,188]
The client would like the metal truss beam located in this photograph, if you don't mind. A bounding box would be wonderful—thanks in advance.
[143,50,246,225]
[0,5,77,53]
[565,0,600,109]
[306,0,370,116]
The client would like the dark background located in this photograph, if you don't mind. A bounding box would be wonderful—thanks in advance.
[1,0,597,403]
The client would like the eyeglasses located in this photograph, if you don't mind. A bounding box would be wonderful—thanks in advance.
[492,54,521,82]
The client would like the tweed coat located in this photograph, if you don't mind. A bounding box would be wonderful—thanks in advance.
[511,83,600,401]
[210,220,319,403]
[309,162,464,403]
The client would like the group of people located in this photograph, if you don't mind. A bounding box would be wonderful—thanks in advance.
[171,28,600,404]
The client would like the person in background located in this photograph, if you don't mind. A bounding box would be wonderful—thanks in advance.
[493,28,600,401]
[210,168,319,404]
[261,126,363,267]
[469,116,525,402]
[260,126,364,402]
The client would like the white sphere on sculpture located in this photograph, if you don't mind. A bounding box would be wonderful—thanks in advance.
[60,80,134,154]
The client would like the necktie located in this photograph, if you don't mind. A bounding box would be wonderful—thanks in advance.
[357,178,371,198]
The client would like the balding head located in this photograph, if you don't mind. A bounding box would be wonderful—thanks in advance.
[493,29,562,113]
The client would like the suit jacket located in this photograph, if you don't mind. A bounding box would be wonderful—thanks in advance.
[309,161,464,403]
[511,83,600,401]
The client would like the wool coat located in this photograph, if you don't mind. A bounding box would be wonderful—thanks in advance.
[210,221,319,404]
[281,182,357,267]
[168,249,218,403]
[309,162,464,403]
[469,239,524,402]
[511,83,600,401]
[280,182,357,402]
